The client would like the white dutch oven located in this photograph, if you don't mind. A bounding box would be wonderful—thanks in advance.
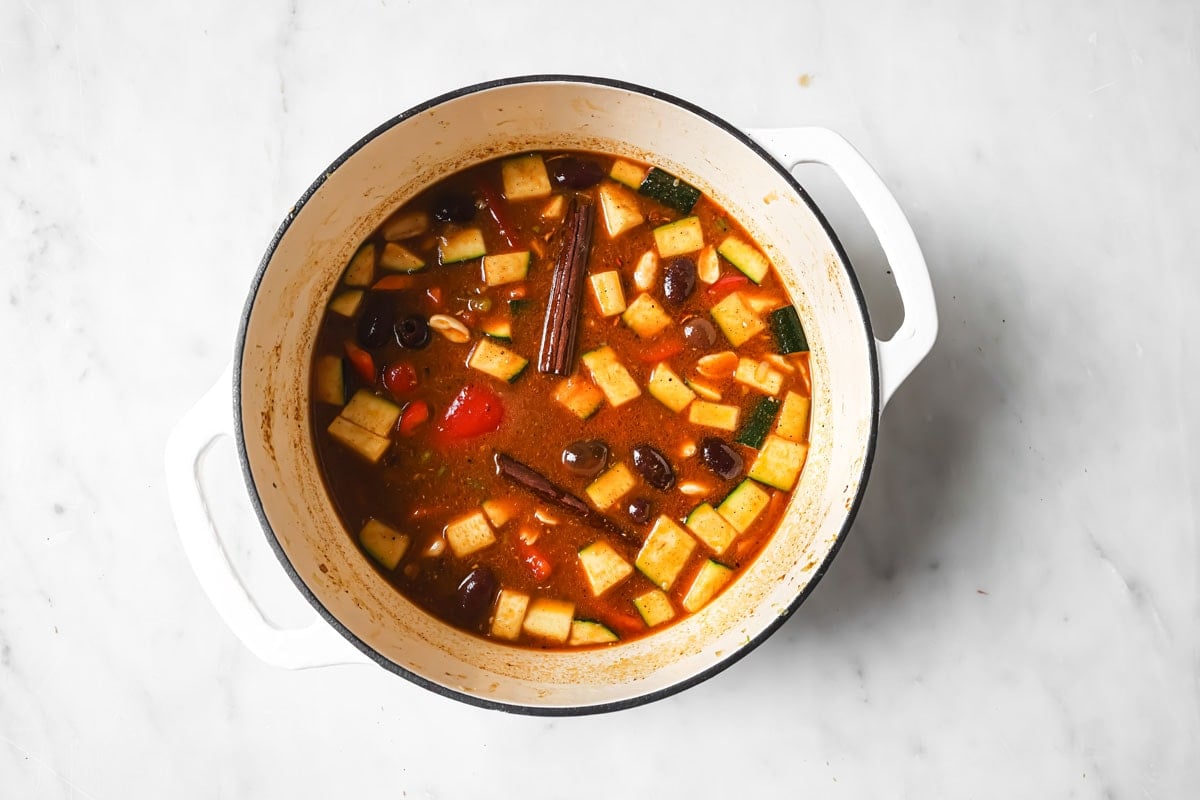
[166,76,936,714]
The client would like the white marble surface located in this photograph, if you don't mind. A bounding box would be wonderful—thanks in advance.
[3,0,1197,796]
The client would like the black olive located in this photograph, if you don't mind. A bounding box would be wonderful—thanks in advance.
[454,566,497,627]
[700,437,743,481]
[662,258,697,304]
[549,157,604,189]
[356,299,393,349]
[432,190,476,223]
[626,497,652,525]
[631,444,675,491]
[682,316,717,348]
[394,315,431,349]
[562,440,609,478]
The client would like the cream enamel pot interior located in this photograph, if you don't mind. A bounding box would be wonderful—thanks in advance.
[165,76,937,714]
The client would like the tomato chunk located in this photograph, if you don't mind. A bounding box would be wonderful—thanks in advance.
[344,341,376,384]
[383,361,418,397]
[435,384,505,442]
[397,400,430,436]
[706,273,750,301]
[634,334,684,363]
[517,540,553,582]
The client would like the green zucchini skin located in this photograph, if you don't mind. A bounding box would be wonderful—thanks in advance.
[735,396,782,448]
[638,167,701,214]
[770,306,809,354]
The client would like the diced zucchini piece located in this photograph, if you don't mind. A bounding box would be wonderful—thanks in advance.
[688,400,740,431]
[502,154,553,200]
[589,270,627,317]
[444,510,497,558]
[327,416,391,464]
[328,290,364,318]
[481,498,516,528]
[381,210,429,241]
[685,378,722,402]
[748,434,809,491]
[482,251,531,286]
[621,292,672,339]
[467,338,528,383]
[314,355,345,405]
[438,228,487,264]
[775,391,811,443]
[653,216,704,257]
[541,195,565,219]
[734,357,784,396]
[716,479,770,533]
[635,515,697,591]
[633,250,658,291]
[341,390,401,437]
[584,463,636,511]
[480,319,512,341]
[717,236,770,284]
[379,241,425,272]
[681,560,734,613]
[647,362,696,413]
[552,375,605,420]
[577,541,634,596]
[735,396,781,448]
[710,291,766,347]
[581,346,641,407]
[633,589,676,627]
[685,503,739,555]
[359,519,409,570]
[770,305,810,354]
[610,159,648,189]
[509,299,529,316]
[638,167,701,213]
[343,243,375,287]
[569,620,619,645]
[697,245,720,284]
[598,182,645,238]
[491,589,530,640]
[522,597,574,643]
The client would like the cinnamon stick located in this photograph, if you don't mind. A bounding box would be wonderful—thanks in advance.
[493,452,639,547]
[537,194,594,375]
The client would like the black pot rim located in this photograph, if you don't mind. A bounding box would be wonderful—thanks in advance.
[233,73,880,716]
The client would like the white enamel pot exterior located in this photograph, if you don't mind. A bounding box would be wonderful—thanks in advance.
[165,76,937,714]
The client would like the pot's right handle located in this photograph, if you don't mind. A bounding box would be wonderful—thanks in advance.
[164,364,371,669]
[747,127,938,409]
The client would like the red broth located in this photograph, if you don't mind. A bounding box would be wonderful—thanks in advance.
[310,151,812,648]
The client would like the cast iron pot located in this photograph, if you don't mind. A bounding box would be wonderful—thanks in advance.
[166,76,937,714]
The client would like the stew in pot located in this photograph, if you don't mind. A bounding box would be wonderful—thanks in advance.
[310,151,812,648]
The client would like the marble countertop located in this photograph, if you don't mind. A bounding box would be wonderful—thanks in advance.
[4,0,1197,796]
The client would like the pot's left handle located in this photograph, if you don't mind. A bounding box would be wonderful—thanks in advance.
[164,364,371,669]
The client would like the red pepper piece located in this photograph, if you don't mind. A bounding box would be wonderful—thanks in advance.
[634,334,685,363]
[478,181,518,248]
[371,274,417,291]
[604,610,645,638]
[706,273,750,301]
[516,540,553,582]
[435,384,505,442]
[383,361,418,397]
[397,400,430,436]
[344,341,376,384]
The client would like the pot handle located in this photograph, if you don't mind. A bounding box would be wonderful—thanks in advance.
[746,127,938,408]
[164,364,371,669]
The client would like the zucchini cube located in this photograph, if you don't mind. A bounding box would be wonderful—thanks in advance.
[502,154,553,200]
[578,541,633,596]
[585,463,636,511]
[522,598,575,643]
[635,515,697,591]
[681,560,734,613]
[647,362,696,414]
[598,182,645,238]
[444,510,497,558]
[748,435,809,491]
[633,589,676,627]
[358,519,410,570]
[491,589,530,641]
